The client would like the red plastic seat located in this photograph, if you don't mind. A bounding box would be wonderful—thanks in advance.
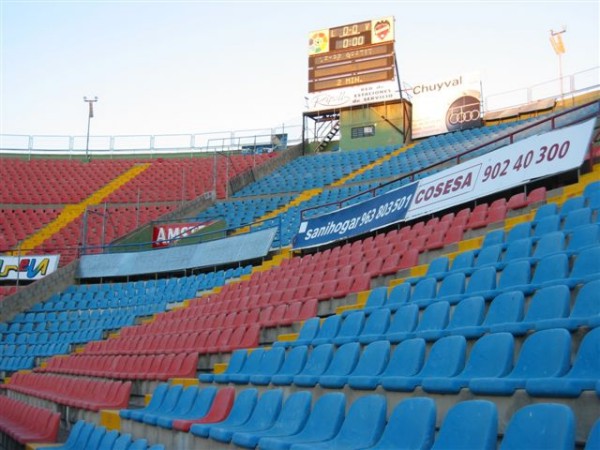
[172,386,236,432]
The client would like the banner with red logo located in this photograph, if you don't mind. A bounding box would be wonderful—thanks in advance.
[152,221,215,248]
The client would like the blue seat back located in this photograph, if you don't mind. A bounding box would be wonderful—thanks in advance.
[337,312,366,340]
[451,250,475,272]
[432,400,498,450]
[312,315,342,343]
[156,384,183,415]
[571,279,600,319]
[525,285,570,322]
[585,419,600,450]
[365,286,388,308]
[506,222,532,243]
[382,338,426,377]
[509,328,571,379]
[484,291,525,327]
[459,332,514,378]
[360,308,391,336]
[256,347,286,376]
[500,403,575,450]
[239,348,266,375]
[331,395,387,449]
[111,433,133,450]
[567,224,599,253]
[447,296,485,330]
[474,245,503,268]
[569,327,600,378]
[418,335,466,378]
[531,253,569,285]
[386,283,411,308]
[351,340,390,377]
[240,389,283,430]
[570,246,600,280]
[414,301,450,333]
[436,272,465,299]
[276,345,308,376]
[411,277,437,303]
[323,342,360,376]
[534,215,561,236]
[387,304,419,334]
[298,343,334,376]
[464,266,496,296]
[96,430,119,450]
[370,397,436,450]
[498,260,531,290]
[533,231,565,259]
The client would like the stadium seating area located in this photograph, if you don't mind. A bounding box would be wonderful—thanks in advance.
[0,99,598,449]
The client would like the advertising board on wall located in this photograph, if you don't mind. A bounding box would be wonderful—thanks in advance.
[152,221,216,248]
[293,118,595,249]
[410,72,482,139]
[0,255,60,281]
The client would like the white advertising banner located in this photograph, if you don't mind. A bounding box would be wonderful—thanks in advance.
[0,254,60,281]
[411,72,482,139]
[405,118,596,219]
[306,80,401,112]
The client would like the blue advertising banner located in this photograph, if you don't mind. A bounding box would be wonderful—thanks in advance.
[293,182,418,249]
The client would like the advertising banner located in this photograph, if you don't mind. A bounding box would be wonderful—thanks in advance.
[306,80,402,112]
[0,255,60,281]
[411,72,482,139]
[293,118,595,249]
[152,221,215,248]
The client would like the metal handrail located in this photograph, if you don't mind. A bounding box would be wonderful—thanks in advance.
[300,99,600,220]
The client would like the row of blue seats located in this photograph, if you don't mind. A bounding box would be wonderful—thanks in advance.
[0,356,35,372]
[280,281,598,349]
[127,384,595,449]
[1,329,102,349]
[2,314,137,338]
[0,342,69,358]
[354,248,599,319]
[204,327,599,397]
[37,420,164,450]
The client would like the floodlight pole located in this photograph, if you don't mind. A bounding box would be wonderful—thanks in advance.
[83,96,98,162]
[550,28,566,102]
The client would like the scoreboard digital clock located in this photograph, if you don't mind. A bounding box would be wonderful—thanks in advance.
[307,17,396,93]
[308,16,394,56]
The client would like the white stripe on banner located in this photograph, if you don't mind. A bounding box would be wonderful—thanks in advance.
[293,118,595,250]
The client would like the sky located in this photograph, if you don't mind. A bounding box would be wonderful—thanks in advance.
[0,0,598,142]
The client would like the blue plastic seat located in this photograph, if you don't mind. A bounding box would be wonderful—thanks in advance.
[535,279,600,330]
[534,214,561,236]
[120,383,170,421]
[156,386,217,429]
[431,400,498,450]
[357,286,388,315]
[293,343,334,387]
[384,283,411,311]
[382,335,466,392]
[560,197,586,217]
[421,272,465,306]
[382,304,419,343]
[449,250,475,274]
[209,389,283,443]
[332,311,366,345]
[231,391,312,448]
[460,266,497,300]
[490,284,571,335]
[357,308,391,344]
[566,224,599,254]
[190,388,258,438]
[296,341,358,388]
[530,252,570,289]
[250,347,286,386]
[498,238,533,268]
[111,434,133,450]
[411,301,451,341]
[531,231,566,260]
[563,207,592,232]
[229,348,266,384]
[442,296,485,337]
[310,315,342,346]
[365,397,436,450]
[472,244,503,272]
[526,327,600,397]
[566,246,600,287]
[81,425,106,450]
[271,346,309,386]
[505,222,532,244]
[409,277,437,306]
[258,392,346,450]
[200,349,246,383]
[482,229,505,247]
[350,338,424,390]
[500,403,575,450]
[469,328,571,395]
[274,317,320,348]
[127,439,149,450]
[96,429,119,450]
[585,419,600,450]
[320,340,390,389]
[495,260,534,296]
[405,256,450,285]
[143,385,198,425]
[423,332,514,394]
[288,395,387,450]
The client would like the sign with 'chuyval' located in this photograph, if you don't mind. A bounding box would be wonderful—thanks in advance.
[152,221,214,248]
[293,118,595,249]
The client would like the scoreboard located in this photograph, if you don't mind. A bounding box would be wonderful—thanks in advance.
[308,17,396,93]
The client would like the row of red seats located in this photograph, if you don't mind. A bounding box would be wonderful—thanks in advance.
[124,300,317,338]
[36,352,199,381]
[0,395,60,444]
[4,371,131,411]
[85,323,262,356]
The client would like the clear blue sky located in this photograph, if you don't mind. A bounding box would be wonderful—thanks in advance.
[1,0,598,138]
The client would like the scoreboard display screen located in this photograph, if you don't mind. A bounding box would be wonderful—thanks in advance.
[308,17,396,93]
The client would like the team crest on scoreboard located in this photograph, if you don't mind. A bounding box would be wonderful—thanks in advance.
[372,17,394,43]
